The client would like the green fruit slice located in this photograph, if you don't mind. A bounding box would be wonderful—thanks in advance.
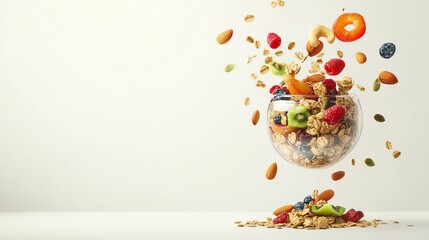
[286,106,311,129]
[268,61,286,76]
[311,204,346,217]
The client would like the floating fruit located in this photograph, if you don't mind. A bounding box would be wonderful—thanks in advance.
[379,43,396,59]
[270,123,296,135]
[287,106,311,129]
[268,61,286,76]
[273,212,289,224]
[341,208,364,222]
[332,13,366,42]
[311,204,346,217]
[267,32,282,49]
[290,78,313,95]
[303,195,313,204]
[324,58,345,76]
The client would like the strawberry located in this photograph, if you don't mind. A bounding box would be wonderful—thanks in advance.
[322,105,345,125]
[267,33,281,49]
[324,58,345,76]
[322,79,336,90]
[269,85,281,94]
[341,208,364,223]
[273,212,289,224]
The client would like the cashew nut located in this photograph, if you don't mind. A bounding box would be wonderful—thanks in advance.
[308,25,335,47]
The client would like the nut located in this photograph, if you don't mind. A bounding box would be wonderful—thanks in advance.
[273,204,294,216]
[306,41,324,57]
[304,74,325,83]
[266,162,277,180]
[378,71,398,85]
[217,29,233,44]
[252,110,260,125]
[331,171,345,181]
[308,25,335,47]
[314,189,334,203]
[355,52,367,64]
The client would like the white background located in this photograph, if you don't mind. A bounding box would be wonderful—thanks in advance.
[0,0,428,211]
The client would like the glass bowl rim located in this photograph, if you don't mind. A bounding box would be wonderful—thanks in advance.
[270,93,358,99]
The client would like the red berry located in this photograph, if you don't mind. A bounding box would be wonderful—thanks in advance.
[267,33,281,49]
[324,58,345,76]
[269,85,281,94]
[322,79,336,90]
[341,209,364,223]
[281,86,290,94]
[322,105,345,125]
[273,212,289,224]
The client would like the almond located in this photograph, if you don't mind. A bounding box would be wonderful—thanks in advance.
[378,71,398,85]
[355,52,367,64]
[217,29,233,45]
[306,41,324,57]
[273,204,294,216]
[331,171,345,181]
[314,189,335,203]
[252,110,260,125]
[304,73,325,83]
[265,162,277,180]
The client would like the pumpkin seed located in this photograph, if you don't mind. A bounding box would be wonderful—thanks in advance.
[224,64,235,72]
[365,158,375,167]
[373,78,381,91]
[374,114,385,122]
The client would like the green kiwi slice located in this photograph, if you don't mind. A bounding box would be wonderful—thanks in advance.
[311,204,346,217]
[287,106,311,129]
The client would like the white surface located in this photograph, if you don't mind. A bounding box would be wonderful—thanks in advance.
[0,0,429,211]
[0,212,427,240]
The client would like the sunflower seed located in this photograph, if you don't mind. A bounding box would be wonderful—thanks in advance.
[374,114,385,122]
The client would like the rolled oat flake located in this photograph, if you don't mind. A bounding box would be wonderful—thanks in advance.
[374,114,385,122]
[365,158,375,167]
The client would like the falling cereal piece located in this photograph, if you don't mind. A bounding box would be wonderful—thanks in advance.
[337,50,344,58]
[278,0,285,6]
[356,84,365,91]
[224,64,235,72]
[260,65,269,74]
[365,158,375,167]
[374,114,385,122]
[251,73,258,80]
[244,14,254,22]
[265,56,273,64]
[275,50,283,56]
[244,97,251,106]
[271,1,278,8]
[246,36,255,44]
[385,141,392,150]
[288,42,296,50]
[331,171,345,181]
[392,150,401,158]
[263,49,270,56]
[407,225,414,227]
[247,55,257,64]
[255,40,261,49]
[256,80,266,88]
[351,159,356,166]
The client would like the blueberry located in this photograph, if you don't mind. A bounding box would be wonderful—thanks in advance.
[275,89,287,95]
[297,145,314,159]
[303,195,313,204]
[379,42,396,59]
[297,131,312,143]
[273,115,282,124]
[294,201,305,210]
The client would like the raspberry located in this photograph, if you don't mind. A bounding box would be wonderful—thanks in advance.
[324,58,345,76]
[267,33,281,49]
[273,212,289,224]
[322,79,336,90]
[341,208,364,223]
[322,105,345,125]
[269,85,281,94]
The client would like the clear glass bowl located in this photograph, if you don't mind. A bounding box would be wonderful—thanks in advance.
[267,94,362,169]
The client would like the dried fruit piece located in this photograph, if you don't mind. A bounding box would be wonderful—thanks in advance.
[393,150,401,158]
[244,14,254,22]
[273,212,289,224]
[270,123,296,135]
[273,205,294,216]
[314,189,335,203]
[252,110,260,125]
[364,158,375,167]
[322,105,345,125]
[342,209,364,222]
[378,71,398,85]
[217,29,233,44]
[355,52,367,64]
[373,78,381,91]
[374,114,385,122]
[266,162,277,180]
[332,13,366,42]
[224,64,235,72]
[267,32,282,49]
[379,43,396,59]
[331,171,345,181]
[324,58,345,76]
[385,141,392,150]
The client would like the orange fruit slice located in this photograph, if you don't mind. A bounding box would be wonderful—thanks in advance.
[271,123,297,135]
[290,78,313,95]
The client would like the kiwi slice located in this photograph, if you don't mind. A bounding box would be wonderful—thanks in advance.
[311,204,346,217]
[268,61,286,76]
[287,106,311,129]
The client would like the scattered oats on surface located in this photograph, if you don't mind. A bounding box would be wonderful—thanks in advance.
[392,150,401,158]
[407,224,414,227]
[393,220,399,224]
